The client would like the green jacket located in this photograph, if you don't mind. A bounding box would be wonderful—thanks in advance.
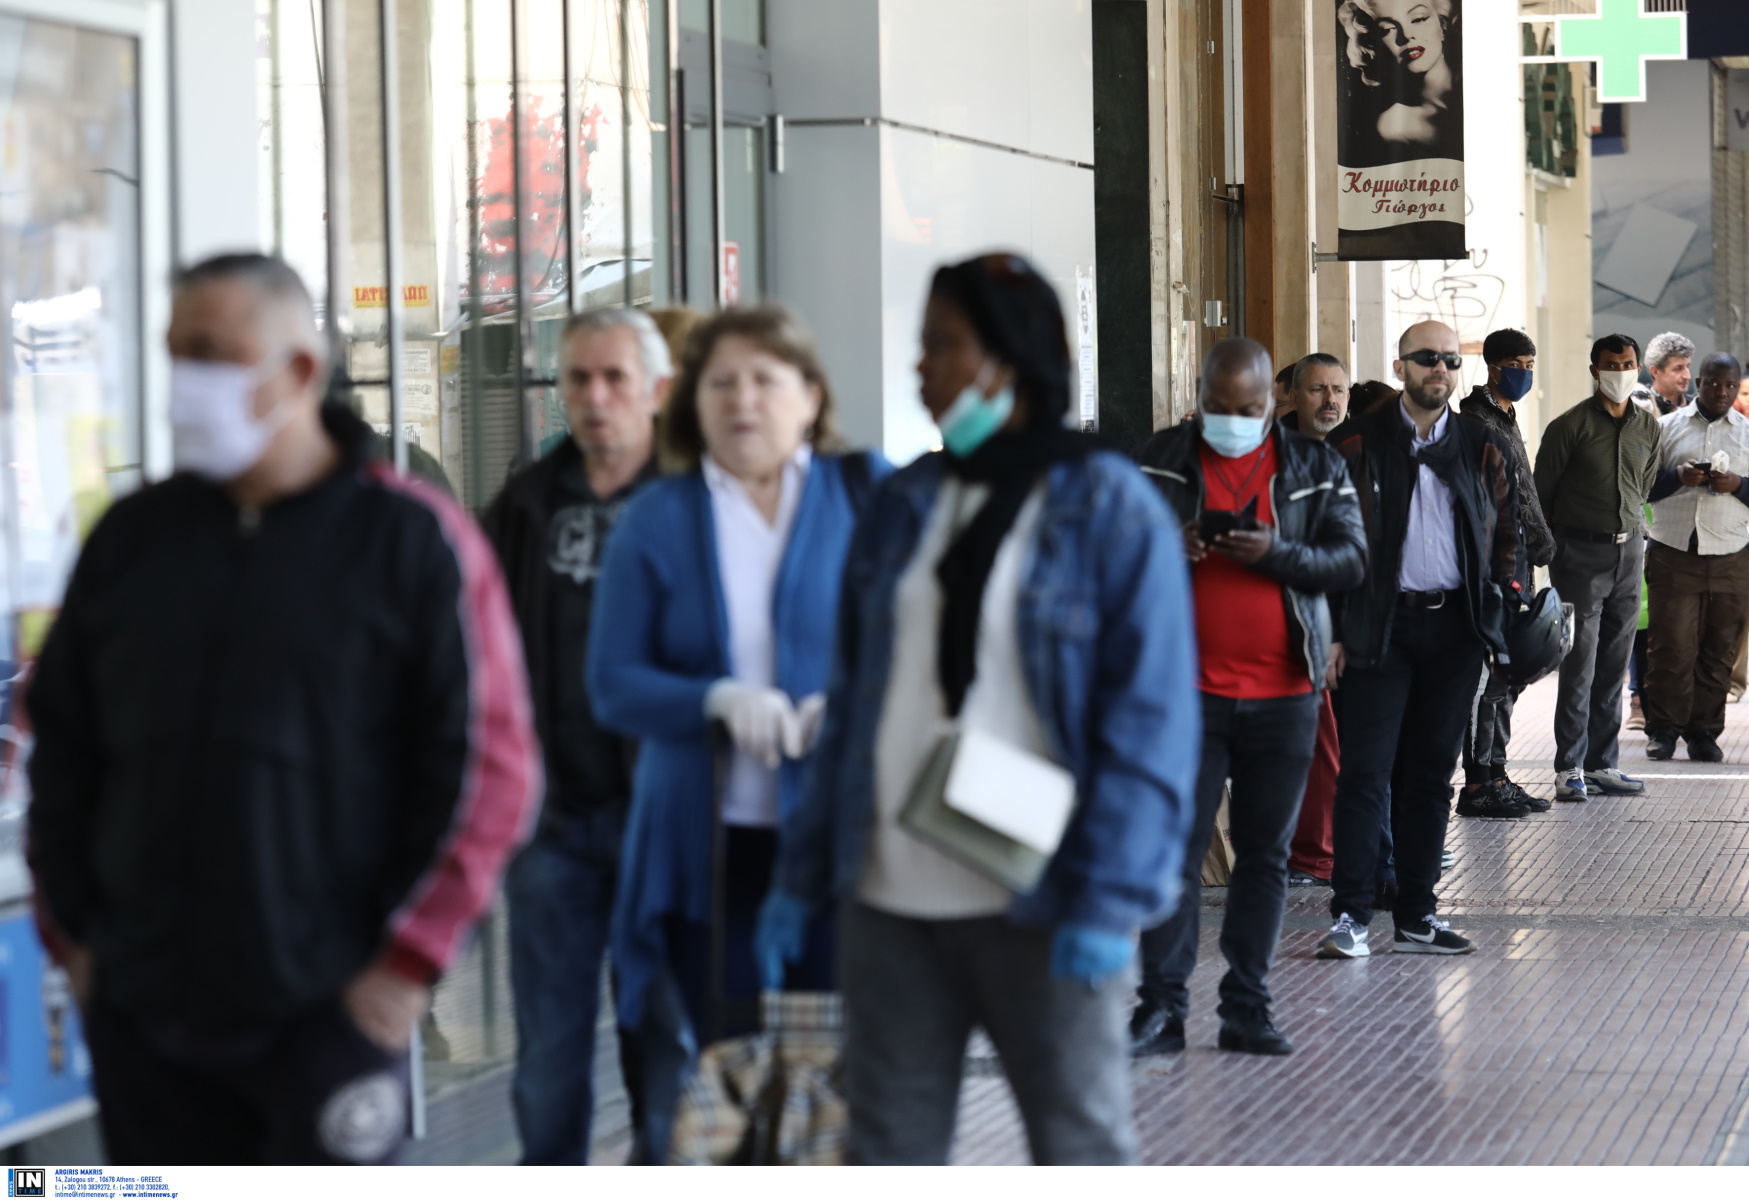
[1533,394,1661,536]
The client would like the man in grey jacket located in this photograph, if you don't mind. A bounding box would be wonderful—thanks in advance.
[1456,329,1556,818]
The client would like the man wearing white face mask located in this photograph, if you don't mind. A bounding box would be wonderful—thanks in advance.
[1534,334,1662,802]
[25,254,539,1164]
[1133,339,1366,1055]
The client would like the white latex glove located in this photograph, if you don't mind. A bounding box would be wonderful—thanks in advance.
[788,693,828,758]
[704,680,796,768]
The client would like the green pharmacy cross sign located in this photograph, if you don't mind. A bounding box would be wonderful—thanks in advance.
[1543,0,1687,104]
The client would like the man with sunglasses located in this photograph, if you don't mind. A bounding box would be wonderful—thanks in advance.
[1318,321,1519,960]
[1533,335,1661,802]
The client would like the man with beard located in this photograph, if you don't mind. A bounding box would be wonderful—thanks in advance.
[1317,321,1518,960]
[1283,354,1351,440]
[1455,330,1556,818]
[1534,335,1661,802]
[1281,354,1351,887]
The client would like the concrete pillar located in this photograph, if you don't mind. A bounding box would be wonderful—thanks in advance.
[767,0,1097,463]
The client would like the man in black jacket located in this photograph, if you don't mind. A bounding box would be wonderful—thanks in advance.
[26,254,540,1163]
[482,307,668,1164]
[1132,339,1366,1057]
[1318,321,1519,961]
[1456,329,1556,818]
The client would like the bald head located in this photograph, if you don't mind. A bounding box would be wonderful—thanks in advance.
[1394,320,1460,415]
[1199,338,1274,420]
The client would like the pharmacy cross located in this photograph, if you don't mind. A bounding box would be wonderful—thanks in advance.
[1556,0,1687,104]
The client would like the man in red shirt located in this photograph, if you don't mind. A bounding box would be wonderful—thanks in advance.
[1133,339,1367,1055]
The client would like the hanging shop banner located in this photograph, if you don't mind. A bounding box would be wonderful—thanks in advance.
[1335,0,1466,261]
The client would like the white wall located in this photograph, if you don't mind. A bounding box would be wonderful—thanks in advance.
[172,0,263,262]
[768,0,1096,462]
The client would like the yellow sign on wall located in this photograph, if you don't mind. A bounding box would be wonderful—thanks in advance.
[353,284,431,308]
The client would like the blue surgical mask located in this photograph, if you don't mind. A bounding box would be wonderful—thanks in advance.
[937,363,1015,458]
[1200,413,1269,458]
[1497,367,1533,402]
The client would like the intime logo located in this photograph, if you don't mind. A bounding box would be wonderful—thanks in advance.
[7,1168,44,1197]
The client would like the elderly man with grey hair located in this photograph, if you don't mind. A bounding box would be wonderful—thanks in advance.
[1633,331,1696,417]
[482,307,674,1163]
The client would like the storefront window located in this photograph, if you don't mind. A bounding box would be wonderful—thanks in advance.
[257,0,675,1137]
[0,7,144,1142]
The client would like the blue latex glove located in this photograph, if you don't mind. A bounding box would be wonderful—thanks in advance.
[1050,924,1136,987]
[754,890,812,991]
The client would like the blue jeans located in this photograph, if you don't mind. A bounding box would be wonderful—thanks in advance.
[506,807,627,1165]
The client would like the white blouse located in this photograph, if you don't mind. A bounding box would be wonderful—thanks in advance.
[702,446,811,828]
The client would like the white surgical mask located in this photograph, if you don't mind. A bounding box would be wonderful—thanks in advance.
[170,356,289,481]
[1596,369,1639,405]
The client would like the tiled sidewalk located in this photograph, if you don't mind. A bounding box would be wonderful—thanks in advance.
[951,677,1749,1165]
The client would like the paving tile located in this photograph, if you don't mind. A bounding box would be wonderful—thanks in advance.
[949,677,1749,1165]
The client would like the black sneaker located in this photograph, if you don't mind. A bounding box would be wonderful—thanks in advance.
[1288,873,1331,887]
[1455,782,1531,818]
[1393,914,1475,955]
[1646,728,1677,760]
[1217,1010,1294,1055]
[1686,732,1725,763]
[1128,1002,1185,1055]
[1501,779,1551,813]
[1316,912,1371,959]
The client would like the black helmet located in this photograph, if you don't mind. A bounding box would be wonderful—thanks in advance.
[1501,584,1573,686]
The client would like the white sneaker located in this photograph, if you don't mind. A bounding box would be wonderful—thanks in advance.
[1554,771,1588,802]
[1316,913,1370,959]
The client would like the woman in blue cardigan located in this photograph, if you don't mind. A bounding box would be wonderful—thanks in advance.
[585,305,889,1162]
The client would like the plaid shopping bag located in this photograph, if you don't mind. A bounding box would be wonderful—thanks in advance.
[668,991,847,1166]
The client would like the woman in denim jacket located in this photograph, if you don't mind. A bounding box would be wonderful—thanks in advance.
[757,253,1199,1164]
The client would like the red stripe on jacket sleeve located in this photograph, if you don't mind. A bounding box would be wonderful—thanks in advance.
[373,467,542,981]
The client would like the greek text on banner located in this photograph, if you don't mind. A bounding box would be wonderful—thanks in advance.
[1337,159,1466,233]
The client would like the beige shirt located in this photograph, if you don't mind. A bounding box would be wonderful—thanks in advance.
[1648,407,1749,557]
[859,479,1052,919]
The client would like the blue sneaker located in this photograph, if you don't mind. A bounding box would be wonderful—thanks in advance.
[1583,768,1646,796]
[1555,771,1588,802]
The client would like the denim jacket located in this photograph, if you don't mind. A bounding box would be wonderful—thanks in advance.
[773,450,1200,936]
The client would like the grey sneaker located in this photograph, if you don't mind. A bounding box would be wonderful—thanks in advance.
[1584,767,1646,796]
[1555,771,1589,802]
[1316,913,1371,960]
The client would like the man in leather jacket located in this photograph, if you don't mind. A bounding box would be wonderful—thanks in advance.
[1318,321,1519,962]
[1131,338,1366,1058]
[1455,329,1556,819]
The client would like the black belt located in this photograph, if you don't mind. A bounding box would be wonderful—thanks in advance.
[1554,525,1631,545]
[1399,590,1452,610]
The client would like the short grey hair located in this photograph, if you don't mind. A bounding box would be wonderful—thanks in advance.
[1646,331,1696,369]
[1293,353,1347,391]
[176,252,326,370]
[562,307,673,386]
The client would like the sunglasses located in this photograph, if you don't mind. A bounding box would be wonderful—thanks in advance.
[1402,350,1462,370]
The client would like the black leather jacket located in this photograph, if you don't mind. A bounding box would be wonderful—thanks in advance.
[1136,420,1368,689]
[1329,404,1519,669]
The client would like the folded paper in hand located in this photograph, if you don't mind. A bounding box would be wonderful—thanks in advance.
[1712,450,1731,475]
[942,729,1076,854]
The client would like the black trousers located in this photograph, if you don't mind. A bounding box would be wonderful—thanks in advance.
[86,996,411,1164]
[1463,665,1523,787]
[1139,691,1320,1018]
[1330,605,1484,926]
